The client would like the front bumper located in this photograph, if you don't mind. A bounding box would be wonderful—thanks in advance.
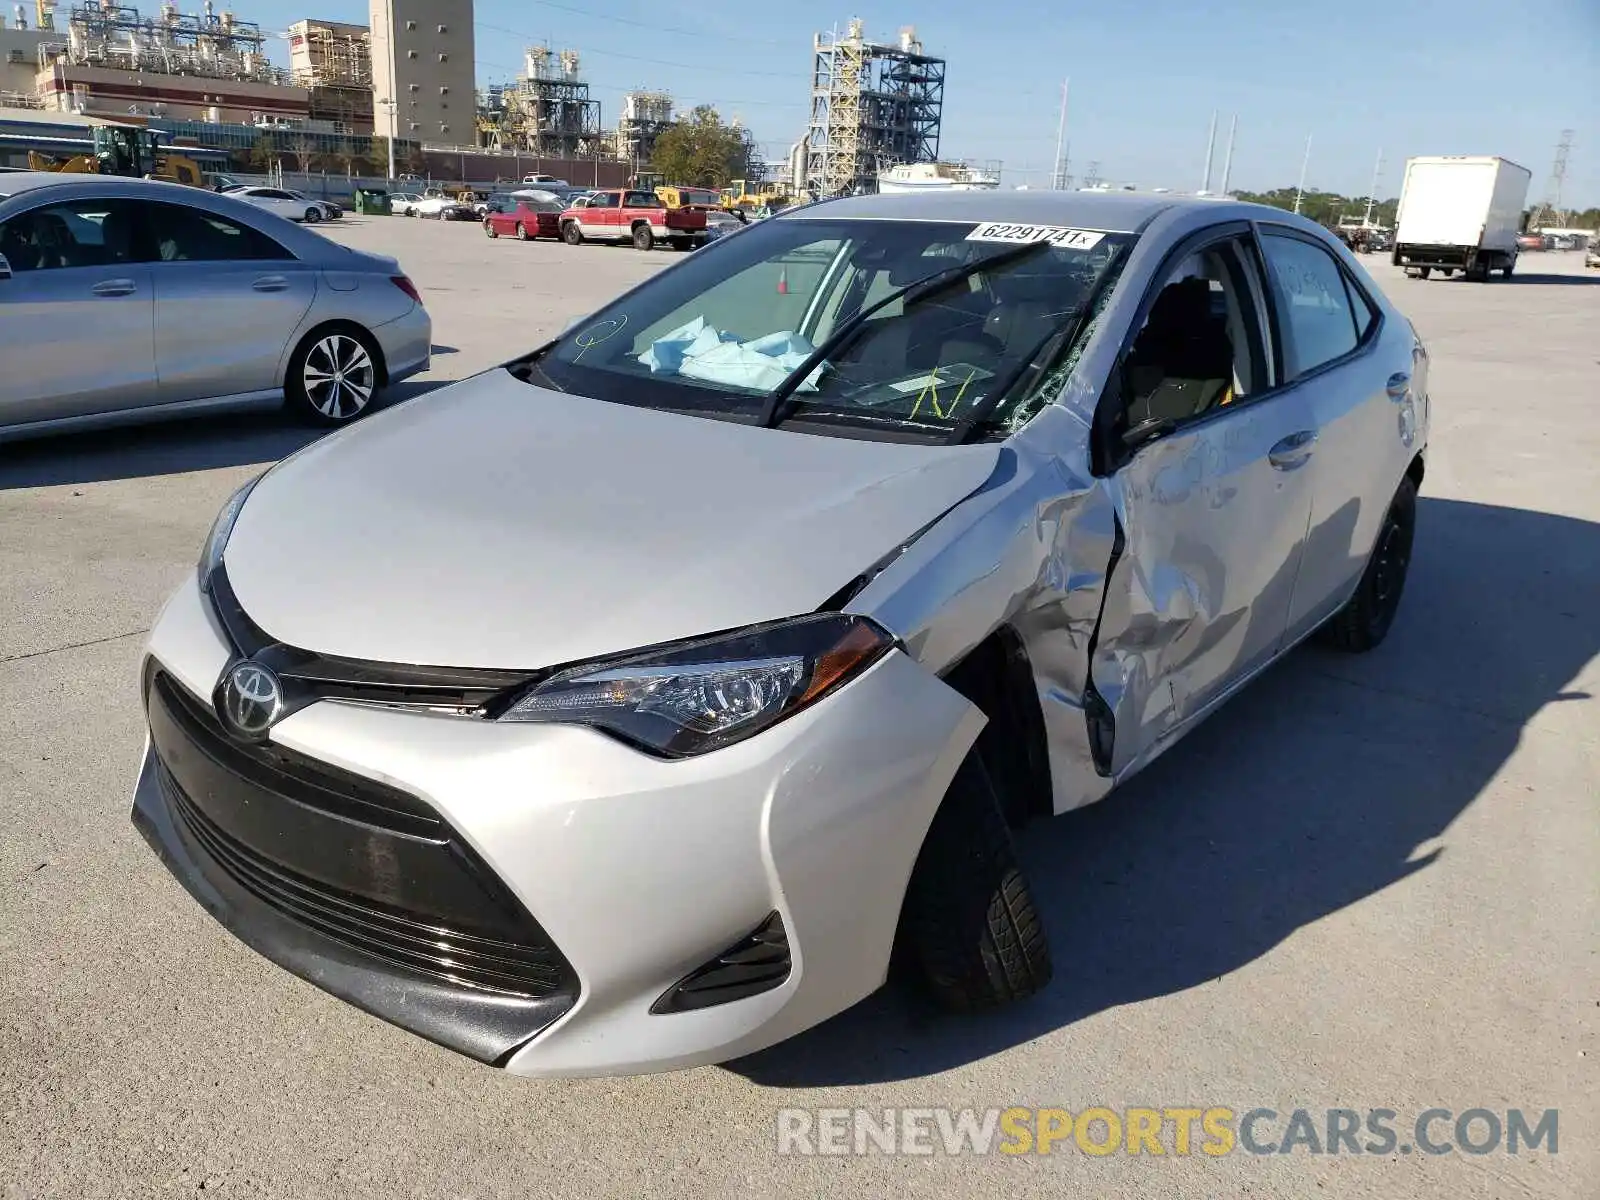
[133,578,982,1076]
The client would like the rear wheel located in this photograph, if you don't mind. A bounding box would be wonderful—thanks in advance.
[285,327,380,427]
[632,223,654,251]
[515,222,530,241]
[303,208,320,223]
[900,754,1052,1012]
[561,221,583,246]
[1321,475,1417,653]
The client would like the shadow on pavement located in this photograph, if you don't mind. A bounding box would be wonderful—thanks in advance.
[1501,272,1599,286]
[730,495,1600,1086]
[0,381,447,489]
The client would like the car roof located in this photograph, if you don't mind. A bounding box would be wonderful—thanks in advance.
[784,189,1240,233]
[0,174,396,269]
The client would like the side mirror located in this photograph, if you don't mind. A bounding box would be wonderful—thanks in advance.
[0,253,11,281]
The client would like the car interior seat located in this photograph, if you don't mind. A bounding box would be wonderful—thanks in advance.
[983,268,1074,361]
[842,251,1002,377]
[1123,277,1234,427]
[0,219,42,272]
[95,207,135,266]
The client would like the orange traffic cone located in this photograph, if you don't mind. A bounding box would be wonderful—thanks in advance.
[776,266,788,295]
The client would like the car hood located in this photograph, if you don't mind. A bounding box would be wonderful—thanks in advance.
[224,371,1000,669]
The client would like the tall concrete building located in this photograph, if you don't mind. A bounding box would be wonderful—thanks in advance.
[369,0,476,146]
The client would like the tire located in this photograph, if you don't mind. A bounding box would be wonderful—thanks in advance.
[632,223,654,251]
[561,221,583,246]
[1418,267,1431,279]
[1503,257,1516,279]
[900,754,1052,1012]
[303,208,319,223]
[484,219,498,238]
[284,326,381,427]
[1321,475,1417,653]
[515,222,530,241]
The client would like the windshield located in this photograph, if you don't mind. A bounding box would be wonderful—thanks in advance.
[520,217,1136,440]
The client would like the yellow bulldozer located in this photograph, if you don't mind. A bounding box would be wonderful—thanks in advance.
[719,179,791,212]
[27,122,208,188]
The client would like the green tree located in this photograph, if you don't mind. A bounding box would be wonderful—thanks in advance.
[1234,187,1398,228]
[648,106,750,188]
[249,132,280,170]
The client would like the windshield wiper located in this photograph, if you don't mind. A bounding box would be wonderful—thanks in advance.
[758,239,1055,428]
[504,340,567,392]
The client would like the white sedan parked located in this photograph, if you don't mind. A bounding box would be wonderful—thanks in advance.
[222,186,336,224]
[132,190,1428,1078]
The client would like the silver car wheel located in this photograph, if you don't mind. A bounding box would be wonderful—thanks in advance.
[302,335,375,421]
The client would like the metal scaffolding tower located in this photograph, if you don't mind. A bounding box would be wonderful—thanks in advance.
[806,19,944,197]
[478,46,605,158]
[1529,129,1574,229]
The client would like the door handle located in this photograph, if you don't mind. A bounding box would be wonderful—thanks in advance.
[91,278,137,296]
[1268,430,1318,471]
[252,275,289,292]
[1386,372,1411,400]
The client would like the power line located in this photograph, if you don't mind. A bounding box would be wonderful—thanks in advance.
[472,57,807,112]
[475,21,786,72]
[477,6,789,48]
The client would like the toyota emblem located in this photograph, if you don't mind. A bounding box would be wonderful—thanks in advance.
[217,660,285,740]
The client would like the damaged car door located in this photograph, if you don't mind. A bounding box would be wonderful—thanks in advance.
[1083,224,1317,779]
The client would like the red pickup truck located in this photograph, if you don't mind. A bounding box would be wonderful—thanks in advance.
[559,189,708,251]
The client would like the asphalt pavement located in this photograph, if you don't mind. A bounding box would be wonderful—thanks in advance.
[1,217,1595,1198]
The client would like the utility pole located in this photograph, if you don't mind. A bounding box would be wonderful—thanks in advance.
[1362,146,1384,226]
[1219,114,1237,196]
[1051,77,1070,190]
[377,97,396,182]
[1293,133,1312,214]
[1201,110,1217,192]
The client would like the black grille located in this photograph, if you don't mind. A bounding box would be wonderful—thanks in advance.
[146,668,577,1002]
[155,671,441,839]
[161,764,569,997]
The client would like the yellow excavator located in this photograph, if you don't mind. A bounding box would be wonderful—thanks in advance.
[27,123,208,188]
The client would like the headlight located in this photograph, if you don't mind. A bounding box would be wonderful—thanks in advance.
[499,613,893,757]
[197,476,260,587]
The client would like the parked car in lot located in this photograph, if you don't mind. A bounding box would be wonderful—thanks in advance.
[483,192,567,240]
[0,174,430,440]
[701,207,747,244]
[1516,233,1546,252]
[132,190,1427,1078]
[222,185,340,223]
[559,187,708,250]
[414,191,474,221]
[390,192,423,217]
[1587,242,1600,269]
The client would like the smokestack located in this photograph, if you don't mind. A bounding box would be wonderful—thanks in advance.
[1201,110,1217,192]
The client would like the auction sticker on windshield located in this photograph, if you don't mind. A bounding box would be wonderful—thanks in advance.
[965,223,1105,249]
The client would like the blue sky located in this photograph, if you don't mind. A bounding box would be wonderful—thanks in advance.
[253,0,1598,205]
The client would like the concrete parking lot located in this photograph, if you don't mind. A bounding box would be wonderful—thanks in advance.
[1,216,1595,1199]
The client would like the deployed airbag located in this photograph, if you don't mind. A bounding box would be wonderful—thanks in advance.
[637,318,822,392]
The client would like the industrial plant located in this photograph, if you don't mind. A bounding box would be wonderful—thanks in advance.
[806,19,946,196]
[0,2,962,194]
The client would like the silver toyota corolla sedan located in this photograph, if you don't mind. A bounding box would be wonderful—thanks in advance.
[132,191,1428,1077]
[0,174,430,441]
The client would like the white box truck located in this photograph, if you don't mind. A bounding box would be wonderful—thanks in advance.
[1392,156,1532,281]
